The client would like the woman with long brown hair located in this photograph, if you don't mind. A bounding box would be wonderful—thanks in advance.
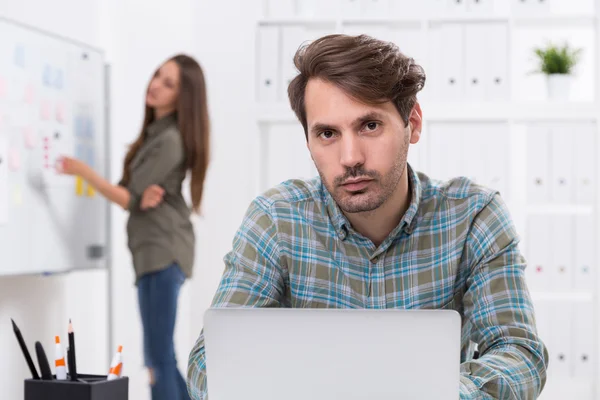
[58,54,209,400]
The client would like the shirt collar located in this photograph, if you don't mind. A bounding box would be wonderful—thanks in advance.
[323,163,422,240]
[400,163,422,235]
[147,113,177,137]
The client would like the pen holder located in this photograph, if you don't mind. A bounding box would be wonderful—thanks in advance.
[24,374,128,400]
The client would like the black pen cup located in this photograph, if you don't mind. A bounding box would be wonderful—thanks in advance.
[24,374,128,400]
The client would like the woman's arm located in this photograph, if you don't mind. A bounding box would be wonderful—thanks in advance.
[58,157,131,210]
[81,165,131,210]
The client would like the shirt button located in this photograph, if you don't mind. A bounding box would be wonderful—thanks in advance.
[372,256,379,263]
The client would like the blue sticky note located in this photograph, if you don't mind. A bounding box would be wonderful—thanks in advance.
[85,117,93,139]
[87,147,94,168]
[14,45,25,68]
[42,65,52,87]
[88,117,95,139]
[75,143,85,160]
[74,115,82,137]
[54,69,63,90]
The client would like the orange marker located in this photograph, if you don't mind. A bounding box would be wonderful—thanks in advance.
[107,345,123,380]
[54,336,67,380]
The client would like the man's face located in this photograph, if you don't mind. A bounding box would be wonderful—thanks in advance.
[305,78,421,214]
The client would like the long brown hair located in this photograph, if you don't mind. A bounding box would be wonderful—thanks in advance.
[120,54,210,213]
[288,34,426,139]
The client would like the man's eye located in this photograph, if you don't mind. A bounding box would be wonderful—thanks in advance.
[320,131,334,139]
[365,122,378,131]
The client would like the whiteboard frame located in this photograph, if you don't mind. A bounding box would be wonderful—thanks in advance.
[0,15,111,277]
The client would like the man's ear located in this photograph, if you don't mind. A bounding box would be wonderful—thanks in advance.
[408,103,423,145]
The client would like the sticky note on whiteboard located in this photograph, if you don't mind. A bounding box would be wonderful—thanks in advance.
[14,45,25,68]
[86,183,95,197]
[54,69,64,90]
[24,84,34,104]
[56,103,65,123]
[75,143,85,160]
[75,176,84,196]
[43,64,52,87]
[8,148,20,172]
[87,117,95,139]
[87,147,94,167]
[40,101,51,120]
[24,127,37,149]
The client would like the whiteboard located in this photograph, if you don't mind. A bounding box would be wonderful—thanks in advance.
[0,17,108,276]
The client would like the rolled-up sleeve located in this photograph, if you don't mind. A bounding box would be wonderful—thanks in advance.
[187,198,285,399]
[459,194,549,399]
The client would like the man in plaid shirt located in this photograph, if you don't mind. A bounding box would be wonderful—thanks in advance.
[188,34,549,399]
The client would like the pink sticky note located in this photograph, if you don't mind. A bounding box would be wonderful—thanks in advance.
[23,127,37,149]
[56,103,65,123]
[40,101,51,120]
[8,148,20,171]
[24,83,35,104]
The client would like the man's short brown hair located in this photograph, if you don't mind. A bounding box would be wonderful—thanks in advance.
[288,34,426,138]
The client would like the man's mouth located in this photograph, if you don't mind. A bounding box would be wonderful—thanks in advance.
[341,178,373,191]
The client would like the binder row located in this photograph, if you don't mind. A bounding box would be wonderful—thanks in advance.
[256,23,510,104]
[527,123,596,205]
[535,302,595,381]
[526,214,596,293]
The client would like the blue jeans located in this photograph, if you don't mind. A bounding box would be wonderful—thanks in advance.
[137,263,191,400]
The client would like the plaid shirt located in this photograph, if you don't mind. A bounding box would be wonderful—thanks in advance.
[188,166,549,399]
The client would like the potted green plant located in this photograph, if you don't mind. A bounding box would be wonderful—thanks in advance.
[533,42,582,100]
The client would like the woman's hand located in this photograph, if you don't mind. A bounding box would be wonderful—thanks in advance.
[55,155,132,210]
[141,184,165,210]
[56,156,89,177]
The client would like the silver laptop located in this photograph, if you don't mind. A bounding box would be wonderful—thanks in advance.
[203,308,461,400]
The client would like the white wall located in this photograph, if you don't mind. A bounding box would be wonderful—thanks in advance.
[188,0,264,343]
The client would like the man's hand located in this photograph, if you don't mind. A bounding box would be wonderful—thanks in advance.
[141,184,165,210]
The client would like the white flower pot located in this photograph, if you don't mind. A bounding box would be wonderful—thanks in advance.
[546,74,572,101]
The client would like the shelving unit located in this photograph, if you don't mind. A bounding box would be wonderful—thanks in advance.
[254,0,600,398]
